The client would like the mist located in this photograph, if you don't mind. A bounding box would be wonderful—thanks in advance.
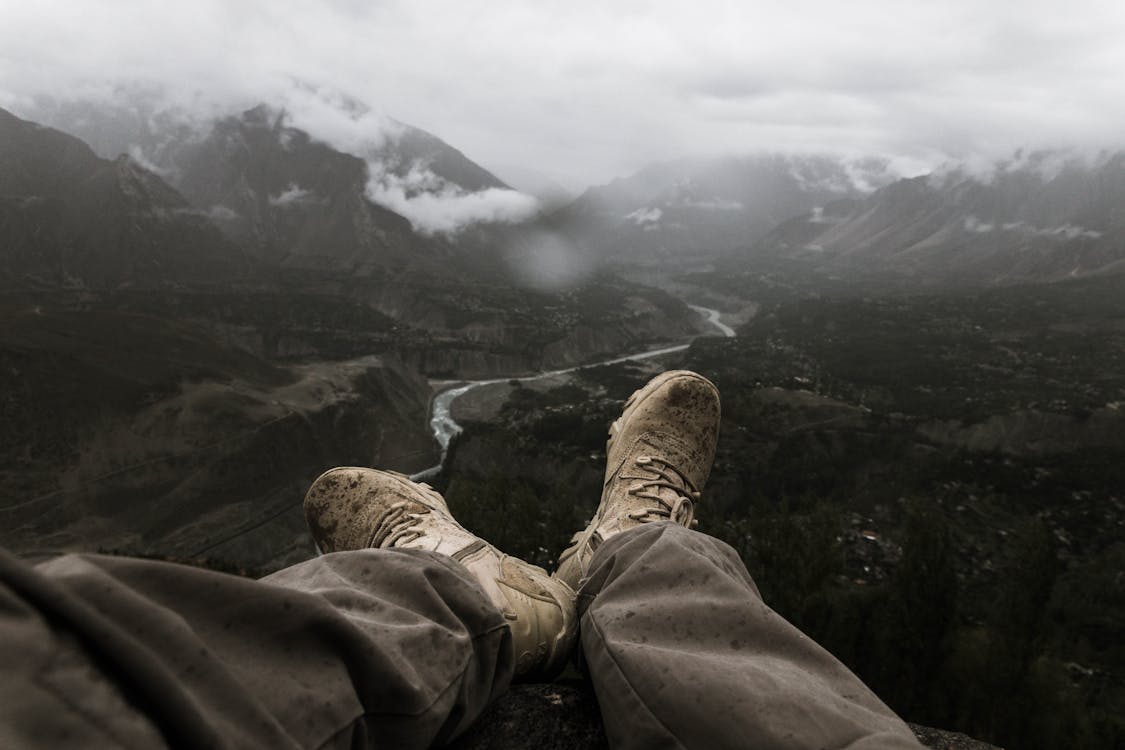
[3,0,1124,192]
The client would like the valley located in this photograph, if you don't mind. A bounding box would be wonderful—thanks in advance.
[413,302,735,479]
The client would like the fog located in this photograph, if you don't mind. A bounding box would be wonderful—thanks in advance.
[3,0,1124,192]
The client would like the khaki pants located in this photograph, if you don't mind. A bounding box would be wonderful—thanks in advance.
[0,524,920,749]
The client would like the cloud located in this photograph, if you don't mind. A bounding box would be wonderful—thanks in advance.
[366,163,540,235]
[268,184,317,207]
[625,207,663,225]
[964,216,995,233]
[127,145,171,177]
[928,148,1123,189]
[968,217,1103,239]
[809,207,845,225]
[276,85,403,156]
[263,89,540,233]
[205,205,238,221]
[2,1,1124,190]
[682,198,743,211]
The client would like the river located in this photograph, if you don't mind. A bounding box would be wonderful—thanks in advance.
[410,304,735,480]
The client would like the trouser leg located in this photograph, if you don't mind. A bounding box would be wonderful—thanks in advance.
[577,523,921,750]
[0,546,513,749]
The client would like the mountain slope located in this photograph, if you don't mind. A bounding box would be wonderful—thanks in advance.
[22,95,531,266]
[374,123,510,192]
[753,151,1125,286]
[0,107,251,290]
[149,104,428,272]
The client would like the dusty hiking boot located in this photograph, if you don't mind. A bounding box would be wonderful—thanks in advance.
[304,467,577,680]
[554,370,721,589]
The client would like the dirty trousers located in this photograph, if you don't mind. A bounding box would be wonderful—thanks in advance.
[0,523,921,749]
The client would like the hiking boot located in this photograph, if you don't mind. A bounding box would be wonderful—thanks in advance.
[304,466,577,680]
[554,370,720,589]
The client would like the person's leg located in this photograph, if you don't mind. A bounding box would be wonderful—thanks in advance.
[302,468,577,681]
[554,370,920,749]
[577,522,922,750]
[1,543,513,749]
[2,465,576,750]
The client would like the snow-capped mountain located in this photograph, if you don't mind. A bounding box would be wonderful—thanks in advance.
[752,150,1125,286]
[553,154,896,263]
[21,90,542,264]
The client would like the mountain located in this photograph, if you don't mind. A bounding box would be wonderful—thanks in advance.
[22,94,532,258]
[0,107,251,290]
[0,294,438,570]
[14,98,576,319]
[145,104,540,274]
[553,154,896,264]
[26,91,512,195]
[373,122,510,193]
[1,102,699,351]
[139,104,428,272]
[751,150,1125,287]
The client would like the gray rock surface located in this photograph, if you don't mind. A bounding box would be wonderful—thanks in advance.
[451,683,1002,749]
[450,682,607,750]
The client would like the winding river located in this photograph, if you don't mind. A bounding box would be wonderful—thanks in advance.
[410,304,734,480]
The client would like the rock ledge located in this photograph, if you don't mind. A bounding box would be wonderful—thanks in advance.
[451,683,1001,749]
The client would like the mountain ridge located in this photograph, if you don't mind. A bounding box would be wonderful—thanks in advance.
[551,153,896,264]
[0,107,253,290]
[748,150,1125,286]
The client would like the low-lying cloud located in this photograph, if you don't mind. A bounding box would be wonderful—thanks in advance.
[625,207,663,225]
[277,85,402,156]
[682,198,743,211]
[367,164,541,234]
[964,215,1104,239]
[268,184,318,207]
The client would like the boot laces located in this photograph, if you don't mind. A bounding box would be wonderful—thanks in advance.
[625,455,700,527]
[368,501,427,548]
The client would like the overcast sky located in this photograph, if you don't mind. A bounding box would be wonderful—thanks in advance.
[2,0,1124,190]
